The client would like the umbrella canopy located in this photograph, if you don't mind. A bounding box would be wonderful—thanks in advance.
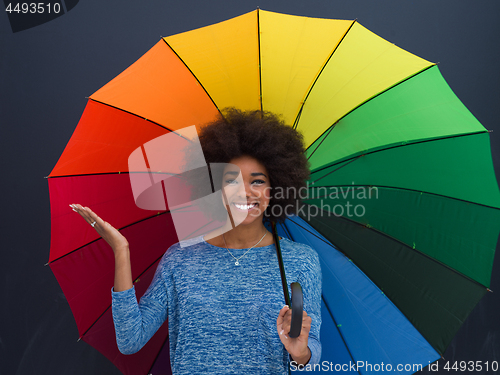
[48,9,500,375]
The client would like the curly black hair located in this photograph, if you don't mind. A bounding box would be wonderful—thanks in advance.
[190,107,310,223]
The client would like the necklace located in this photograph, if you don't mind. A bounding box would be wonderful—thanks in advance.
[222,231,267,266]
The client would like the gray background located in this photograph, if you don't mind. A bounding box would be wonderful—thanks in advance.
[1,1,499,374]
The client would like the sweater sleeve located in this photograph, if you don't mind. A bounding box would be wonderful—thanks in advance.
[111,254,169,355]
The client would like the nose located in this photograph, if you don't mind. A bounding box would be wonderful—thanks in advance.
[231,177,256,199]
[237,180,252,198]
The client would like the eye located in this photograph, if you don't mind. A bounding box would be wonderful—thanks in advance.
[252,179,266,185]
[225,179,238,185]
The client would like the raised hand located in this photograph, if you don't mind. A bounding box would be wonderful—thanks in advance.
[70,204,132,291]
[69,204,129,253]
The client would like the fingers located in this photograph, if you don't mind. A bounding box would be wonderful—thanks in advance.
[69,204,103,230]
[277,305,290,336]
[69,204,129,253]
[70,204,91,223]
[300,312,312,338]
[277,305,289,326]
[277,305,290,339]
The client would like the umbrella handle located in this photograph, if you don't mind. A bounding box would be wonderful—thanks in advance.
[289,282,303,338]
[269,221,302,338]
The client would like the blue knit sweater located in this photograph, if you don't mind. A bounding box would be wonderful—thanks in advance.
[111,235,322,374]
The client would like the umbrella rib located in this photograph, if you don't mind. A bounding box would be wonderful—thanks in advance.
[47,211,171,265]
[303,63,437,157]
[305,121,338,162]
[278,220,294,241]
[79,304,112,341]
[286,216,340,250]
[292,105,303,130]
[147,333,171,375]
[161,38,222,117]
[310,155,363,183]
[47,171,128,179]
[178,219,218,242]
[292,20,357,131]
[257,8,263,112]
[47,170,183,179]
[306,184,500,211]
[87,98,179,133]
[308,130,490,181]
[320,296,362,374]
[298,205,491,290]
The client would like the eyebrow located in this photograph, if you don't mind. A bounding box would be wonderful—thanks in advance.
[251,172,267,178]
[223,171,267,178]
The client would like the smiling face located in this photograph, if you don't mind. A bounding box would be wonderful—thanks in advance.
[221,155,272,227]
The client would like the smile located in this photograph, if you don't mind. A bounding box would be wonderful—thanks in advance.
[233,202,258,211]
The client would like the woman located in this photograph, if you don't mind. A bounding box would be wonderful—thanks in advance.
[71,108,322,374]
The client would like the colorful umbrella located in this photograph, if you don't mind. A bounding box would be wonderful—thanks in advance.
[47,9,500,375]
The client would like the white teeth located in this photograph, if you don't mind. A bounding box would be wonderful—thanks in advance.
[234,203,257,210]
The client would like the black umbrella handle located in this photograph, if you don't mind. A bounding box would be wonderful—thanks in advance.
[270,221,303,339]
[289,282,303,338]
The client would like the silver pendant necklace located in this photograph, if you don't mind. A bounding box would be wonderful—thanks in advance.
[222,231,267,266]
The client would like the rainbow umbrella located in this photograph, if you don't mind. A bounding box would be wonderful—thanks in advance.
[48,9,500,375]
